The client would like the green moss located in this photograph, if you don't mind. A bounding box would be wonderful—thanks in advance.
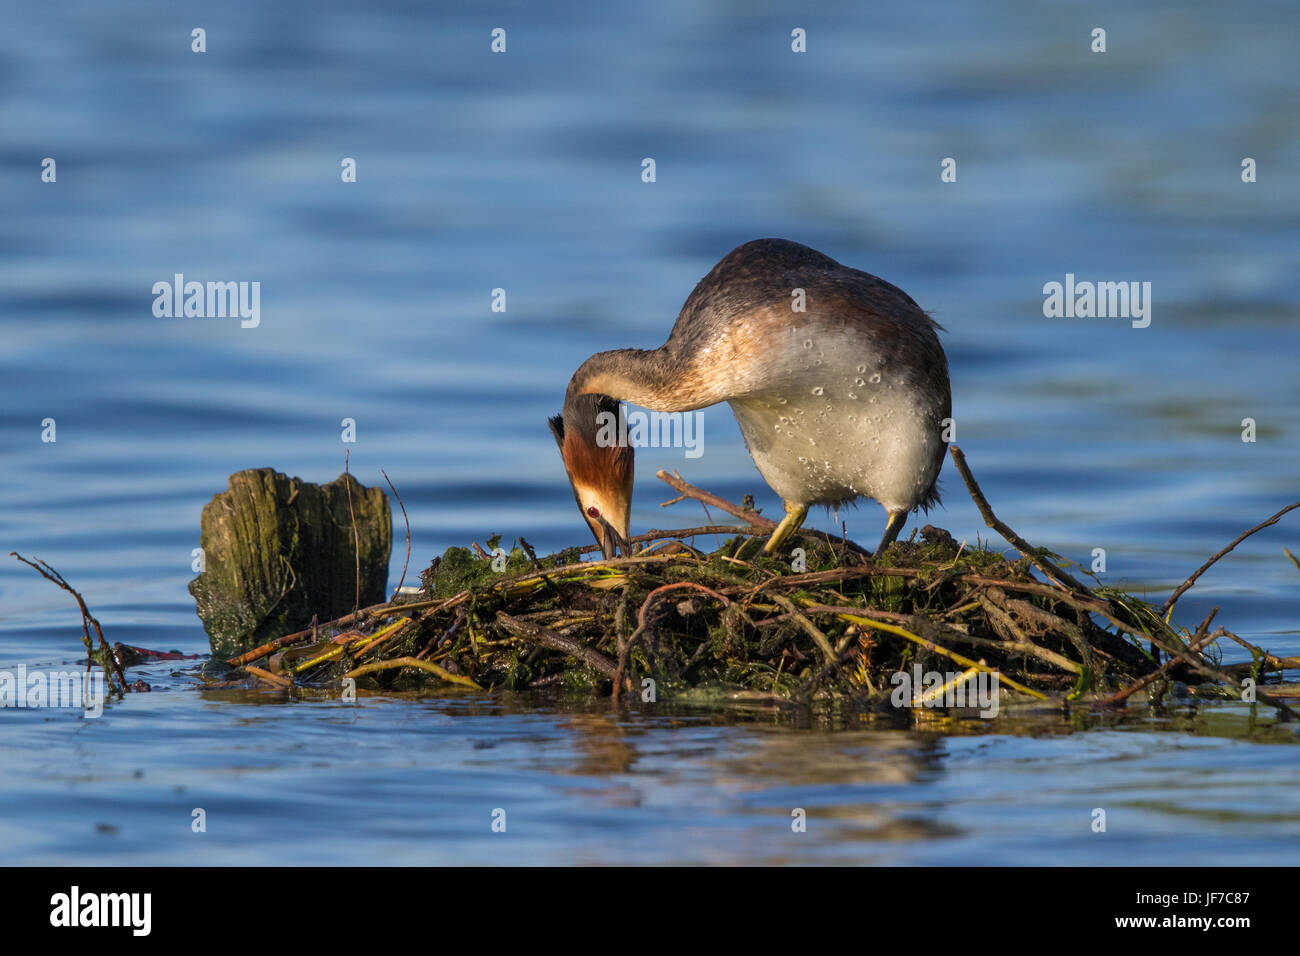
[425,543,535,600]
[190,468,391,658]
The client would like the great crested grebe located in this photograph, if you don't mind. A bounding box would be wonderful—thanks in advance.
[549,238,951,560]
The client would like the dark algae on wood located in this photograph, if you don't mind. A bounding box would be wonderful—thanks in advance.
[189,467,391,658]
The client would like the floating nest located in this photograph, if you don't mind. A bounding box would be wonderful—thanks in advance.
[210,447,1300,717]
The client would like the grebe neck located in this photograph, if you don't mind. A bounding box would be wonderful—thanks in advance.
[564,347,708,412]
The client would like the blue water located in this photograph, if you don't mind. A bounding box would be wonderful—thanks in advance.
[2,0,1298,864]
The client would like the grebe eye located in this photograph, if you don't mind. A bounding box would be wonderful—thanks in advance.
[586,506,601,519]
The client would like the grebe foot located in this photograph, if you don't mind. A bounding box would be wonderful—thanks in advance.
[761,501,808,556]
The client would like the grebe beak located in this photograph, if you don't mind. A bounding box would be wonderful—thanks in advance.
[594,516,630,560]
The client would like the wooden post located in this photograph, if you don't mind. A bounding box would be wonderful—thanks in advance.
[189,468,391,658]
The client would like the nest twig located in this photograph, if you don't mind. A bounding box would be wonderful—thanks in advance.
[11,551,127,697]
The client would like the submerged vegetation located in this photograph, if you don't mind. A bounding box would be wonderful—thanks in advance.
[207,447,1300,718]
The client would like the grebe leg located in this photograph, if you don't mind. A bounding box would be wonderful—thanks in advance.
[761,501,808,556]
[874,510,907,557]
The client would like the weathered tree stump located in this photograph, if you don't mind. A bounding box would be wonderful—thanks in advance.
[189,468,391,658]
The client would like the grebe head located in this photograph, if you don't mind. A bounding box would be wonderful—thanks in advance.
[548,394,633,559]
